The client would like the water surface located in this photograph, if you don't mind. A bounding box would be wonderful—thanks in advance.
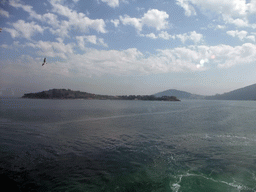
[1,98,256,191]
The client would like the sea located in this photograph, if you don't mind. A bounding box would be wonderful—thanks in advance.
[0,98,256,192]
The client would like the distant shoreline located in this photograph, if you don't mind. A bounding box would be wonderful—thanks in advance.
[21,89,180,101]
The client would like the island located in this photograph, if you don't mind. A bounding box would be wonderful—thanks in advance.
[22,89,180,101]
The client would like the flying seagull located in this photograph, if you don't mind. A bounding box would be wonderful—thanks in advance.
[42,58,46,66]
[0,28,2,32]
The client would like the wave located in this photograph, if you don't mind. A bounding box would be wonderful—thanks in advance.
[170,172,251,192]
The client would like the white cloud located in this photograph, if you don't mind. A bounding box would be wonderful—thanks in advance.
[158,43,256,70]
[142,9,169,30]
[101,0,119,8]
[76,35,108,49]
[76,36,86,50]
[0,9,9,17]
[42,13,60,27]
[26,38,74,59]
[140,31,175,40]
[176,31,203,44]
[98,38,108,47]
[141,30,202,44]
[101,0,129,8]
[111,19,120,27]
[212,43,256,68]
[9,0,61,29]
[120,9,169,31]
[120,15,142,30]
[49,20,70,37]
[3,28,20,38]
[9,0,42,20]
[176,0,196,16]
[226,30,255,41]
[248,0,256,13]
[158,31,175,40]
[176,0,256,27]
[141,33,158,39]
[9,0,107,37]
[4,39,256,78]
[222,15,249,27]
[227,30,247,40]
[5,20,44,39]
[216,25,226,30]
[0,44,9,49]
[141,31,203,44]
[50,0,107,34]
[84,35,97,45]
[246,35,255,42]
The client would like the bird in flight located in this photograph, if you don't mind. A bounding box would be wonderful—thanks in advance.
[0,28,2,32]
[42,58,46,66]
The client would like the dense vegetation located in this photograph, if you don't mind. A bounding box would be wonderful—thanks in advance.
[22,89,180,101]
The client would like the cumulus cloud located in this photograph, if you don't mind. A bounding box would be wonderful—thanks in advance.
[142,9,169,30]
[0,9,9,17]
[111,19,120,27]
[120,9,169,31]
[26,38,74,59]
[212,43,256,68]
[76,35,108,49]
[9,0,61,27]
[9,0,107,38]
[101,0,129,8]
[176,0,196,16]
[216,25,226,30]
[157,43,256,70]
[176,31,203,44]
[140,33,158,39]
[42,13,60,27]
[9,0,42,20]
[226,30,255,41]
[158,31,175,40]
[4,38,256,78]
[120,15,142,30]
[141,30,203,44]
[246,35,255,42]
[3,28,20,38]
[50,0,107,34]
[140,31,175,40]
[5,20,44,39]
[222,15,249,27]
[101,0,119,8]
[176,0,256,27]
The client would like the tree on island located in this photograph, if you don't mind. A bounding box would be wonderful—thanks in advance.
[22,89,180,101]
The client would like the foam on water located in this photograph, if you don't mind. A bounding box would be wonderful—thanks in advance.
[171,183,181,192]
[169,172,251,192]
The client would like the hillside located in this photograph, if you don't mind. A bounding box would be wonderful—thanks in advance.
[22,89,180,101]
[154,89,205,99]
[205,84,256,100]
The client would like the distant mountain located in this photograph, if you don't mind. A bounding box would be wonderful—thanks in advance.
[205,84,256,100]
[154,89,205,100]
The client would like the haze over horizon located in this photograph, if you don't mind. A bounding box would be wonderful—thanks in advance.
[1,0,256,97]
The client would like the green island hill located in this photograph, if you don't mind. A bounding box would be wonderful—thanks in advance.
[22,89,180,101]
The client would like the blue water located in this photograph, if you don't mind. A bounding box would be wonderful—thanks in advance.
[1,98,256,191]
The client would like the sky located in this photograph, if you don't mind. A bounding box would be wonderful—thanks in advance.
[1,0,256,96]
